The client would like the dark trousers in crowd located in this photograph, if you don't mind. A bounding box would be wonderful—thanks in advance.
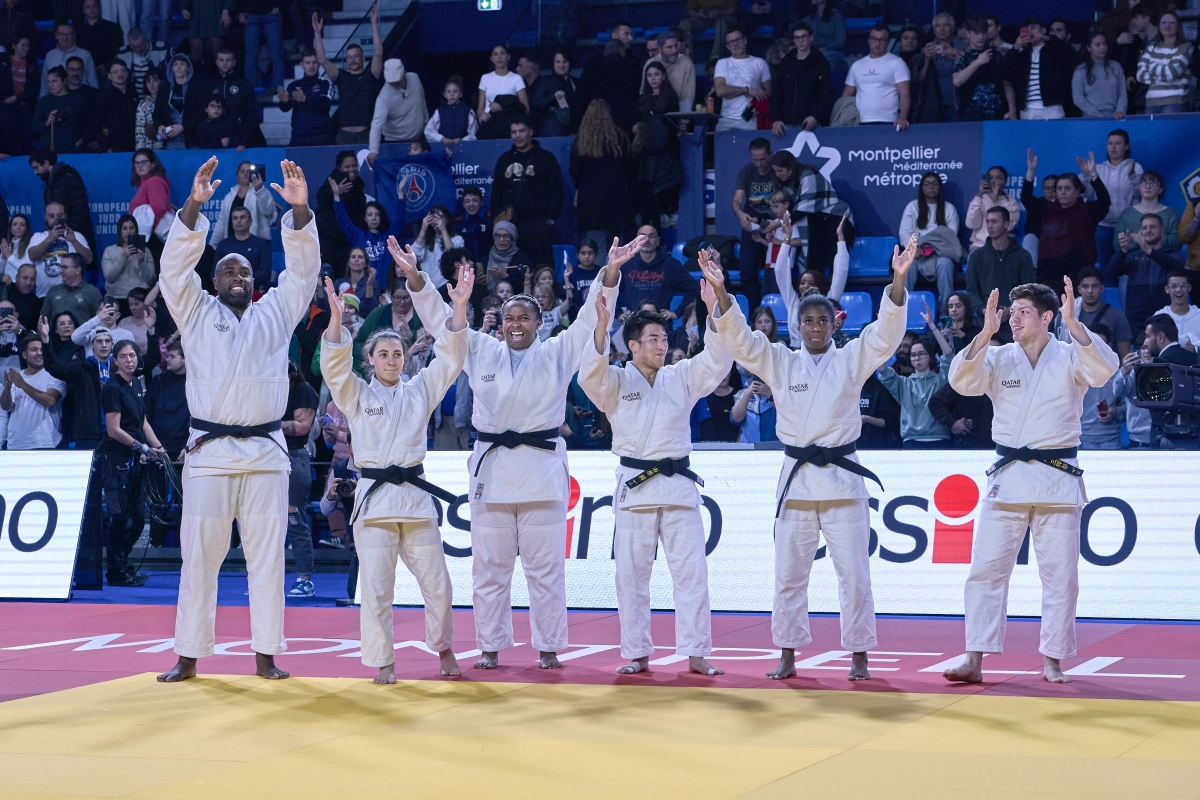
[286,448,315,576]
[516,218,555,267]
[102,451,145,581]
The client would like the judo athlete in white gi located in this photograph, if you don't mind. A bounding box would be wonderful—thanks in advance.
[701,237,917,681]
[418,235,647,670]
[158,158,320,682]
[943,279,1119,684]
[320,258,473,684]
[579,275,732,676]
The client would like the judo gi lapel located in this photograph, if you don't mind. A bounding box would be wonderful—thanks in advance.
[355,377,407,520]
[794,342,837,436]
[208,303,257,420]
[495,334,542,430]
[628,363,665,458]
[1011,339,1056,443]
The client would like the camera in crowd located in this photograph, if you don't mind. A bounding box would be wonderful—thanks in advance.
[334,478,358,498]
[1130,363,1200,446]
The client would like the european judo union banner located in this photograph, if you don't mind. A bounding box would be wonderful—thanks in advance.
[371,152,458,226]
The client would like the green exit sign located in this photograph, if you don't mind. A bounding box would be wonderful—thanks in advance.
[478,0,501,9]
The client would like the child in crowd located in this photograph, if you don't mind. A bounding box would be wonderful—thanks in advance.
[196,95,243,150]
[456,187,491,264]
[533,282,566,340]
[563,238,601,321]
[424,75,478,146]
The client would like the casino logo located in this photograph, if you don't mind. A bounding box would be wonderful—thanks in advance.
[396,163,437,216]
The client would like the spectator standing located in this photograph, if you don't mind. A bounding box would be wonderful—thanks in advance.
[1022,149,1110,296]
[769,23,833,134]
[65,57,99,125]
[940,291,981,352]
[928,367,995,448]
[899,172,961,309]
[277,49,334,146]
[953,16,1006,121]
[857,371,901,449]
[912,12,963,121]
[425,76,477,146]
[1073,32,1127,119]
[154,54,202,149]
[366,59,428,165]
[117,286,155,353]
[129,148,172,248]
[5,264,40,331]
[1109,213,1185,333]
[313,9,384,146]
[210,162,276,249]
[282,361,318,598]
[76,0,125,73]
[732,137,775,311]
[181,0,233,69]
[32,67,89,151]
[144,338,190,456]
[2,336,66,449]
[1136,10,1191,114]
[680,0,737,62]
[411,207,463,291]
[315,151,366,270]
[878,312,955,448]
[1090,129,1143,269]
[331,184,393,276]
[89,61,140,152]
[1078,324,1123,450]
[41,24,97,96]
[563,238,600,320]
[843,24,911,130]
[578,23,642,134]
[1113,335,1153,448]
[40,253,101,325]
[1056,267,1132,360]
[116,27,168,98]
[550,47,581,131]
[3,214,33,287]
[633,65,683,232]
[0,300,25,375]
[570,100,634,264]
[455,187,490,265]
[213,207,274,291]
[490,117,563,266]
[241,0,285,92]
[1021,172,1057,263]
[0,35,39,155]
[1112,170,1179,255]
[713,28,771,132]
[619,224,697,313]
[731,373,777,443]
[200,49,266,148]
[1154,270,1200,348]
[0,0,36,50]
[1113,6,1153,113]
[1178,198,1200,284]
[803,0,845,61]
[29,207,95,298]
[965,166,1021,252]
[476,43,529,138]
[644,29,696,114]
[517,52,569,137]
[333,246,379,317]
[1001,17,1075,120]
[102,215,156,302]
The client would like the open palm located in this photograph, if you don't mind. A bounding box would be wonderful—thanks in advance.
[447,262,475,305]
[387,236,419,281]
[190,157,222,204]
[271,160,308,207]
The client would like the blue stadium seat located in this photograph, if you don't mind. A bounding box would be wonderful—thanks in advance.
[907,291,936,333]
[1102,286,1122,310]
[735,293,750,319]
[553,245,576,283]
[672,242,685,262]
[839,292,872,334]
[753,25,773,37]
[845,16,883,32]
[272,251,286,279]
[849,236,898,279]
[762,293,788,337]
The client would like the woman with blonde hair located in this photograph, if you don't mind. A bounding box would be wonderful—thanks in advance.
[569,100,634,265]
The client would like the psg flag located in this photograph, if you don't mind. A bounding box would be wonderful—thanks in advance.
[372,152,459,226]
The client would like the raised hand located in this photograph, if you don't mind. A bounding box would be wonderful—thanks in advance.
[447,261,475,306]
[190,156,222,204]
[890,233,919,278]
[982,288,1003,338]
[920,298,935,326]
[595,292,611,334]
[37,315,49,341]
[324,276,344,333]
[700,277,716,313]
[697,247,724,289]
[1076,151,1096,177]
[271,160,308,208]
[327,177,341,199]
[835,210,848,241]
[1026,148,1037,175]
[607,235,647,271]
[1061,275,1078,325]
[387,236,419,282]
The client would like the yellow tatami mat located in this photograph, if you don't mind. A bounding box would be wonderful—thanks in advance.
[1,676,1198,799]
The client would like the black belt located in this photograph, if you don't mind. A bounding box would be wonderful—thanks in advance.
[187,418,285,454]
[987,445,1083,478]
[354,464,458,523]
[619,456,704,489]
[777,443,884,518]
[473,428,560,476]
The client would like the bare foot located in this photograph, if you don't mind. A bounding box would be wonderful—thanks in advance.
[157,656,197,682]
[255,652,290,680]
[374,664,397,685]
[1043,656,1072,684]
[689,656,724,675]
[847,651,870,681]
[943,651,984,684]
[538,651,563,669]
[473,651,499,670]
[766,648,796,680]
[439,649,461,676]
[616,656,649,674]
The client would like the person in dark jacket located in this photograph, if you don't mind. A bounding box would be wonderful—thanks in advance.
[619,224,697,314]
[634,63,683,230]
[1002,18,1078,119]
[569,100,635,264]
[38,315,106,449]
[770,23,834,134]
[29,150,96,261]
[195,94,243,149]
[0,0,37,52]
[0,35,39,155]
[577,34,642,135]
[929,369,995,448]
[965,206,1036,314]
[315,150,367,272]
[199,49,267,148]
[145,338,190,456]
[312,9,384,145]
[153,53,204,148]
[87,61,141,152]
[75,0,123,72]
[455,186,491,264]
[517,51,571,137]
[31,66,88,152]
[277,49,334,146]
[490,117,564,266]
[1022,149,1110,296]
[857,373,901,449]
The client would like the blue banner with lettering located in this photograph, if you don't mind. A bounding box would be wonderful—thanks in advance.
[370,151,459,227]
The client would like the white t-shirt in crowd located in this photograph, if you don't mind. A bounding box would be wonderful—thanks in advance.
[846,53,911,123]
[479,71,526,106]
[1157,304,1200,348]
[6,368,67,450]
[714,55,771,120]
[26,231,91,297]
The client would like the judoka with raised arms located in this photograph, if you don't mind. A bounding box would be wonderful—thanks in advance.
[943,279,1119,684]
[700,236,917,681]
[579,272,732,676]
[158,158,320,682]
[419,235,646,670]
[320,252,473,684]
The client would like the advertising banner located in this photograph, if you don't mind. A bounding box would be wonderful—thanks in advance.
[383,451,1200,621]
[0,451,93,600]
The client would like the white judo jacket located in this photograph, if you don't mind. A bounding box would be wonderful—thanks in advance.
[320,274,466,522]
[711,290,908,502]
[160,209,320,475]
[949,334,1120,506]
[422,277,619,505]
[579,319,732,511]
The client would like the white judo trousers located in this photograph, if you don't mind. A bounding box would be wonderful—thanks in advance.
[356,519,454,667]
[174,468,289,658]
[614,505,712,660]
[471,500,568,654]
[773,499,877,653]
[964,502,1083,659]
